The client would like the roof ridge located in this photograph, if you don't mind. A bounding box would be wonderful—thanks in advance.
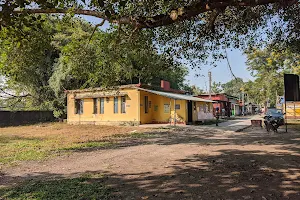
[65,84,141,93]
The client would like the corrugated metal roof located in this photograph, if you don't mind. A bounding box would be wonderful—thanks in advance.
[138,88,215,103]
[199,93,239,99]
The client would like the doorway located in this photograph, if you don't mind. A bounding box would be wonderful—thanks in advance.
[187,101,193,124]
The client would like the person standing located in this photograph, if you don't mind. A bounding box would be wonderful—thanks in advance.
[215,107,220,126]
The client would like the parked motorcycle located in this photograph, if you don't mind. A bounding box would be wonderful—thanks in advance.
[263,108,285,132]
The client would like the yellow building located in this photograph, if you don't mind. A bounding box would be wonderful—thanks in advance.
[66,84,215,125]
[284,101,300,120]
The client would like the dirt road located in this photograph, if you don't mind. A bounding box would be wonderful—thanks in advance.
[1,126,300,199]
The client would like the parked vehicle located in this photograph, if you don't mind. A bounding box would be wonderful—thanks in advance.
[264,108,285,132]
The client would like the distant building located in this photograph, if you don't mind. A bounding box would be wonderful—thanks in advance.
[66,80,215,125]
[197,93,240,117]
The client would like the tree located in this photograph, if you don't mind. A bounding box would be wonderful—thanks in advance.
[1,1,299,68]
[211,81,223,94]
[222,78,244,97]
[0,16,189,116]
[0,76,31,110]
[1,0,298,30]
[192,85,205,95]
[244,47,299,107]
[0,15,58,111]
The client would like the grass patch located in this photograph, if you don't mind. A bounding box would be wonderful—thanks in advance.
[0,136,53,165]
[0,174,111,200]
[0,123,145,165]
[152,126,173,130]
[110,132,160,139]
[60,141,115,151]
[130,132,158,138]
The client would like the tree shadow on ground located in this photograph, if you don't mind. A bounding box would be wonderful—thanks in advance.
[61,126,300,155]
[0,173,111,200]
[1,126,300,199]
[1,148,300,199]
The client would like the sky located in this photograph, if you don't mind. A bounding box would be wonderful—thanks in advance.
[186,49,254,91]
[81,15,254,91]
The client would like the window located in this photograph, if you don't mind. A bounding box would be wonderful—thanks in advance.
[175,104,180,110]
[100,98,104,114]
[164,104,170,113]
[75,99,83,114]
[121,96,126,113]
[144,96,149,113]
[114,97,118,113]
[199,104,204,112]
[193,102,196,110]
[93,98,97,114]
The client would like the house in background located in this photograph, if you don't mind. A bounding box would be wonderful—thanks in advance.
[66,80,215,125]
[197,93,240,117]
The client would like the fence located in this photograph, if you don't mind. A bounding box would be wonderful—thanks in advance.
[0,111,55,126]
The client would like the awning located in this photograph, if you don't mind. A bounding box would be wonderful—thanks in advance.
[74,92,127,99]
[138,88,215,103]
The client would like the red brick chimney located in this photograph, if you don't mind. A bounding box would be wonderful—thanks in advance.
[161,80,170,91]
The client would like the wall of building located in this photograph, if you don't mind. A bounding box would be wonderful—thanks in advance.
[139,90,187,124]
[234,105,240,115]
[193,101,214,121]
[199,94,228,102]
[170,99,187,124]
[67,88,214,125]
[139,91,214,124]
[67,88,140,125]
[285,101,300,119]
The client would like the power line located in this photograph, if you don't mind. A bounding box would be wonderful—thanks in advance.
[225,49,237,80]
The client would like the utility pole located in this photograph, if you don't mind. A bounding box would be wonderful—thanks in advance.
[207,66,216,100]
[242,91,245,115]
[208,71,212,100]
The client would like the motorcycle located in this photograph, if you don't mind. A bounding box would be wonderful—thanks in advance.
[263,115,284,133]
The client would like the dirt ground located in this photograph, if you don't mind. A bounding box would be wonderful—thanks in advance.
[0,123,144,142]
[1,125,300,199]
[0,123,148,165]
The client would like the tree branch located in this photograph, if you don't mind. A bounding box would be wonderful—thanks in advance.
[14,9,108,20]
[10,0,298,30]
[114,0,298,29]
[88,19,106,42]
[0,88,31,98]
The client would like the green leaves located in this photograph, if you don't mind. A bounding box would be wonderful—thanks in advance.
[222,78,244,98]
[1,16,188,116]
[244,47,299,106]
[211,81,223,93]
[0,0,298,69]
